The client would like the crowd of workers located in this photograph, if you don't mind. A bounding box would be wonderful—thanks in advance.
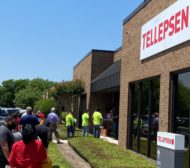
[0,106,104,168]
[66,108,103,138]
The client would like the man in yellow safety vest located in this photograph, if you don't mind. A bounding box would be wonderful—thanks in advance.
[82,110,89,137]
[92,108,103,138]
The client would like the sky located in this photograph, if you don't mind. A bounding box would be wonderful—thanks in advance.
[0,0,143,84]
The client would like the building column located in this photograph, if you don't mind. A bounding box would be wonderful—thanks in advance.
[118,81,129,148]
[159,72,170,132]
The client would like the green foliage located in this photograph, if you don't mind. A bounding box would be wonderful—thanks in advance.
[28,78,54,92]
[48,143,73,168]
[50,80,84,111]
[69,136,155,168]
[14,88,42,108]
[0,79,29,107]
[34,99,56,115]
[59,125,155,168]
[0,78,54,108]
[50,79,84,97]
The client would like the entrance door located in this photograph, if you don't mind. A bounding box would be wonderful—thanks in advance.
[128,78,160,159]
[172,72,190,168]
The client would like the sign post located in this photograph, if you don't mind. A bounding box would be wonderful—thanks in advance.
[157,132,184,168]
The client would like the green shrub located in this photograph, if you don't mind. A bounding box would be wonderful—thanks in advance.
[34,99,56,115]
[69,137,156,168]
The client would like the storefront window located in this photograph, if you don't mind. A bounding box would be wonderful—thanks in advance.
[172,72,190,168]
[129,78,160,159]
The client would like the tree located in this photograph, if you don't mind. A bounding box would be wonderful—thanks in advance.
[49,80,84,111]
[0,79,29,107]
[34,99,56,115]
[28,78,54,92]
[14,88,42,108]
[14,78,55,108]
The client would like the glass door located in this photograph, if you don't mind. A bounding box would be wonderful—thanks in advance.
[128,78,160,159]
[172,72,190,168]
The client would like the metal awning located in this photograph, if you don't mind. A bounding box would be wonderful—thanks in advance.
[91,60,121,92]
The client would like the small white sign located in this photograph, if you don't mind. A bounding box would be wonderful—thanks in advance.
[157,132,184,150]
[140,0,190,60]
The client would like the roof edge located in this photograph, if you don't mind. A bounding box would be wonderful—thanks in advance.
[114,46,122,53]
[123,0,151,25]
[73,49,114,69]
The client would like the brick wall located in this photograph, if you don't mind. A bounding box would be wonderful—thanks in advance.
[73,50,114,114]
[118,0,190,148]
[114,48,123,62]
[91,51,114,80]
[73,54,92,109]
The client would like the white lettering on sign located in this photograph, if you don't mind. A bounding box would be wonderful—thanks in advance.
[140,0,190,60]
[157,132,184,150]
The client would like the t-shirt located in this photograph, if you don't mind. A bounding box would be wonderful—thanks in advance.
[0,125,15,167]
[47,112,59,124]
[20,115,39,127]
[92,111,103,125]
[12,131,22,142]
[9,140,47,168]
[66,114,74,126]
[82,113,89,126]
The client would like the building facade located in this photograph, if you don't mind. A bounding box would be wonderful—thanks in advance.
[73,0,190,167]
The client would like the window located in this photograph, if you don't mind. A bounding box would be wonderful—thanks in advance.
[172,71,190,168]
[128,77,160,159]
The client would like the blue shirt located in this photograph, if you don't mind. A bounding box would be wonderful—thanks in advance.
[20,114,39,126]
[47,112,59,124]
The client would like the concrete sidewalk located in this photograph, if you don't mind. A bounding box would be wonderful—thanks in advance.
[100,136,119,145]
[52,140,91,168]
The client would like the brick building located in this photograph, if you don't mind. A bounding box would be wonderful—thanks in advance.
[73,0,190,166]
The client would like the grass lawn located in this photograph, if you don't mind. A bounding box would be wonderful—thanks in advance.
[48,143,73,168]
[59,125,155,168]
[69,137,155,168]
[59,125,82,140]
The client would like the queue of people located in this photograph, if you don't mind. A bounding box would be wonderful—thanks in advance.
[64,108,103,139]
[0,106,61,168]
[81,109,103,138]
[0,106,106,167]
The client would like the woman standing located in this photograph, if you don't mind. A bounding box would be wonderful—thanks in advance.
[9,124,47,168]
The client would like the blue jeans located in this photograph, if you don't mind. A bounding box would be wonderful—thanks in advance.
[82,126,89,137]
[67,126,74,138]
[93,125,100,138]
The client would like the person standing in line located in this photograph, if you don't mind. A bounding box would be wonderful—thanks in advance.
[47,107,60,143]
[0,115,16,168]
[20,107,39,127]
[36,114,51,149]
[9,124,48,168]
[11,113,22,142]
[92,108,103,138]
[82,110,89,137]
[66,112,75,138]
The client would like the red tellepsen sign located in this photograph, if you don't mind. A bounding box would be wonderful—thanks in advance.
[142,6,189,50]
[157,136,175,145]
[140,0,190,60]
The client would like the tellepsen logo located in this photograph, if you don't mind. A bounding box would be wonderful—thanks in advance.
[140,0,190,60]
[142,6,189,50]
[157,136,175,145]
